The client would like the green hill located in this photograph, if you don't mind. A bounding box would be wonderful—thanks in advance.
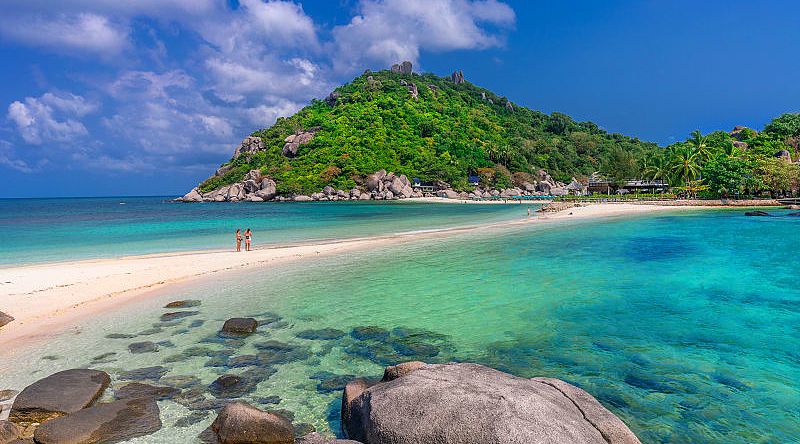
[197,67,660,196]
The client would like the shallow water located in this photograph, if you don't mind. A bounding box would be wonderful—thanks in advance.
[0,197,526,265]
[1,208,798,443]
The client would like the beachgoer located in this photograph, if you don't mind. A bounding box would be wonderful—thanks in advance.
[244,228,252,251]
[527,207,532,217]
[236,229,242,252]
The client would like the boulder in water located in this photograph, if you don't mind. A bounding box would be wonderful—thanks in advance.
[33,397,161,444]
[10,369,110,424]
[221,318,258,336]
[342,362,641,444]
[210,401,294,444]
[744,211,771,216]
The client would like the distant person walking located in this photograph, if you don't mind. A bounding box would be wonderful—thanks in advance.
[244,228,252,251]
[236,229,242,252]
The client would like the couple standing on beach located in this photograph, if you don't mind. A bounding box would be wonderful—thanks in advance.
[236,228,252,252]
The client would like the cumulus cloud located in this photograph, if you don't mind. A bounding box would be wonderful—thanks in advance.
[0,13,128,55]
[7,92,98,145]
[330,0,515,72]
[0,0,516,179]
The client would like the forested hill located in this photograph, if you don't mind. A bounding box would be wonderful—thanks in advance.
[198,65,659,195]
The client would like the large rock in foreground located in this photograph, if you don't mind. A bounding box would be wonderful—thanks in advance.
[10,369,110,424]
[0,312,13,329]
[343,362,640,444]
[33,397,161,444]
[210,401,294,444]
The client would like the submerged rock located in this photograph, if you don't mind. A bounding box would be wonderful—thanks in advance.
[115,382,180,401]
[342,362,641,444]
[744,210,771,216]
[296,432,362,443]
[295,328,346,340]
[350,326,389,341]
[254,341,312,364]
[118,366,169,382]
[33,397,161,444]
[10,369,110,424]
[210,401,294,444]
[175,411,209,428]
[160,311,200,322]
[128,341,159,354]
[105,333,136,339]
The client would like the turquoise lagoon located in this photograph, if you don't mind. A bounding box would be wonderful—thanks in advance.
[0,202,798,443]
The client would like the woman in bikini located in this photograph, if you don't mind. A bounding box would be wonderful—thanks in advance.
[236,229,242,252]
[244,228,252,251]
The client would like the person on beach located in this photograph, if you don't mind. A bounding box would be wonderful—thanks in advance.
[527,207,532,217]
[244,228,252,251]
[236,229,242,252]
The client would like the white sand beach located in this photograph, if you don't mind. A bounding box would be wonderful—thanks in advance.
[0,203,706,351]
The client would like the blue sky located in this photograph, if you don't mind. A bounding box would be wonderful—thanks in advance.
[0,0,798,197]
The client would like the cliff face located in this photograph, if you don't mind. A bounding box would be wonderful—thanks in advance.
[183,62,658,201]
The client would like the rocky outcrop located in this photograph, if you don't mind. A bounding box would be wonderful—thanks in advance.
[283,128,319,158]
[33,397,161,444]
[342,362,641,444]
[325,92,340,107]
[10,369,110,424]
[450,70,465,84]
[0,312,13,329]
[210,401,294,444]
[180,188,203,203]
[399,80,418,100]
[233,136,265,160]
[505,101,514,112]
[775,150,792,162]
[390,61,413,75]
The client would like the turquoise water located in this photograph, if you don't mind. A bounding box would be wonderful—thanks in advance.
[1,206,798,443]
[0,197,526,265]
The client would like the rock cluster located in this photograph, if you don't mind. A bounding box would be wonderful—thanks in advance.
[390,61,413,74]
[233,136,265,160]
[283,128,320,158]
[180,169,277,202]
[7,368,163,442]
[342,362,641,444]
[399,80,418,100]
[774,149,793,162]
[181,165,567,203]
[450,70,465,84]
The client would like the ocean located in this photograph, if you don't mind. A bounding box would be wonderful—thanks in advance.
[0,199,798,443]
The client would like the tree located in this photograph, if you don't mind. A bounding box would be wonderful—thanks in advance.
[701,156,754,197]
[755,158,799,197]
[763,113,800,139]
[686,130,712,165]
[668,144,701,186]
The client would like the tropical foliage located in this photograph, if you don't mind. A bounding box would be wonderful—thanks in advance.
[199,68,800,198]
[199,70,659,194]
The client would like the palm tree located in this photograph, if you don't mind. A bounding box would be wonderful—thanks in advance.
[687,130,711,165]
[668,144,701,187]
[643,155,670,183]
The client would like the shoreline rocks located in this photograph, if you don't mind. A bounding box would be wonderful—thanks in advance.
[180,161,565,204]
[342,362,641,444]
[10,369,110,424]
[0,312,13,329]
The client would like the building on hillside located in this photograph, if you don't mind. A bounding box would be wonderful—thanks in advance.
[587,172,668,195]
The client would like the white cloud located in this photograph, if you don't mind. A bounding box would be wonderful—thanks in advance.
[7,92,98,145]
[331,0,515,72]
[0,13,128,55]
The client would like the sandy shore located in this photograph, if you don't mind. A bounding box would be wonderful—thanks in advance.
[0,203,725,349]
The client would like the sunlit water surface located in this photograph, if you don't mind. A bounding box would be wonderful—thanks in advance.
[1,208,798,443]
